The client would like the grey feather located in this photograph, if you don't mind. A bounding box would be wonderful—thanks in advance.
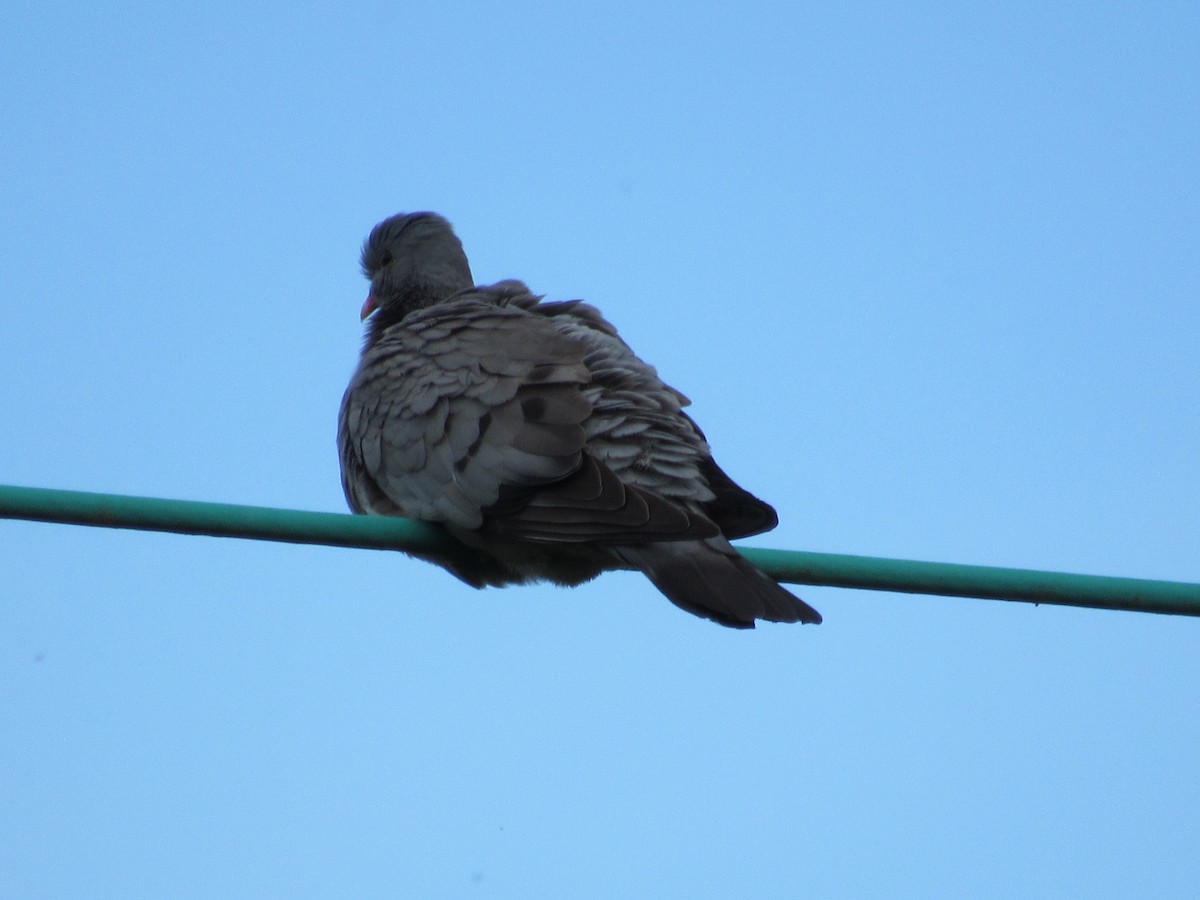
[338,211,821,628]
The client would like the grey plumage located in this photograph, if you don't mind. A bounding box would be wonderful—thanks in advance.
[338,211,821,628]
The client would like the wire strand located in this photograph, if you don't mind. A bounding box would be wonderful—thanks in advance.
[2,483,1197,617]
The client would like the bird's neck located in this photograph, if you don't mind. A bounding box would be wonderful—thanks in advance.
[366,284,451,345]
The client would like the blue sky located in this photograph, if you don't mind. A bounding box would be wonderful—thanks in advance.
[2,2,1198,897]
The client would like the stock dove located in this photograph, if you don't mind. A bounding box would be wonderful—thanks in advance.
[338,212,821,628]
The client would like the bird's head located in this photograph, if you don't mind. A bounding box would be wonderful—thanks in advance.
[359,212,474,327]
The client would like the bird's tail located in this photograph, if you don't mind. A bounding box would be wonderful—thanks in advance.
[615,538,822,629]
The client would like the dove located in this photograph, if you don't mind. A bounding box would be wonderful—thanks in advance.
[338,212,821,628]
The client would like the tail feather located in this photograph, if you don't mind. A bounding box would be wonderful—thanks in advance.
[615,539,822,629]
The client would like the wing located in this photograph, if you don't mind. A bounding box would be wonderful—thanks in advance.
[683,414,780,539]
[338,294,716,543]
[530,299,778,536]
[524,298,782,540]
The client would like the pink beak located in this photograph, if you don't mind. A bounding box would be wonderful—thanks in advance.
[360,292,378,321]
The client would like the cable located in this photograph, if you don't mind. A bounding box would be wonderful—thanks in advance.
[2,483,1197,617]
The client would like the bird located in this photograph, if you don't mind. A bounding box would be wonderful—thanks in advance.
[337,212,821,629]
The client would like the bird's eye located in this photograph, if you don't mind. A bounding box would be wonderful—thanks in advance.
[380,251,394,267]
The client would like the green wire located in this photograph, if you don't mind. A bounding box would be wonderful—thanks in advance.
[2,483,1197,617]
